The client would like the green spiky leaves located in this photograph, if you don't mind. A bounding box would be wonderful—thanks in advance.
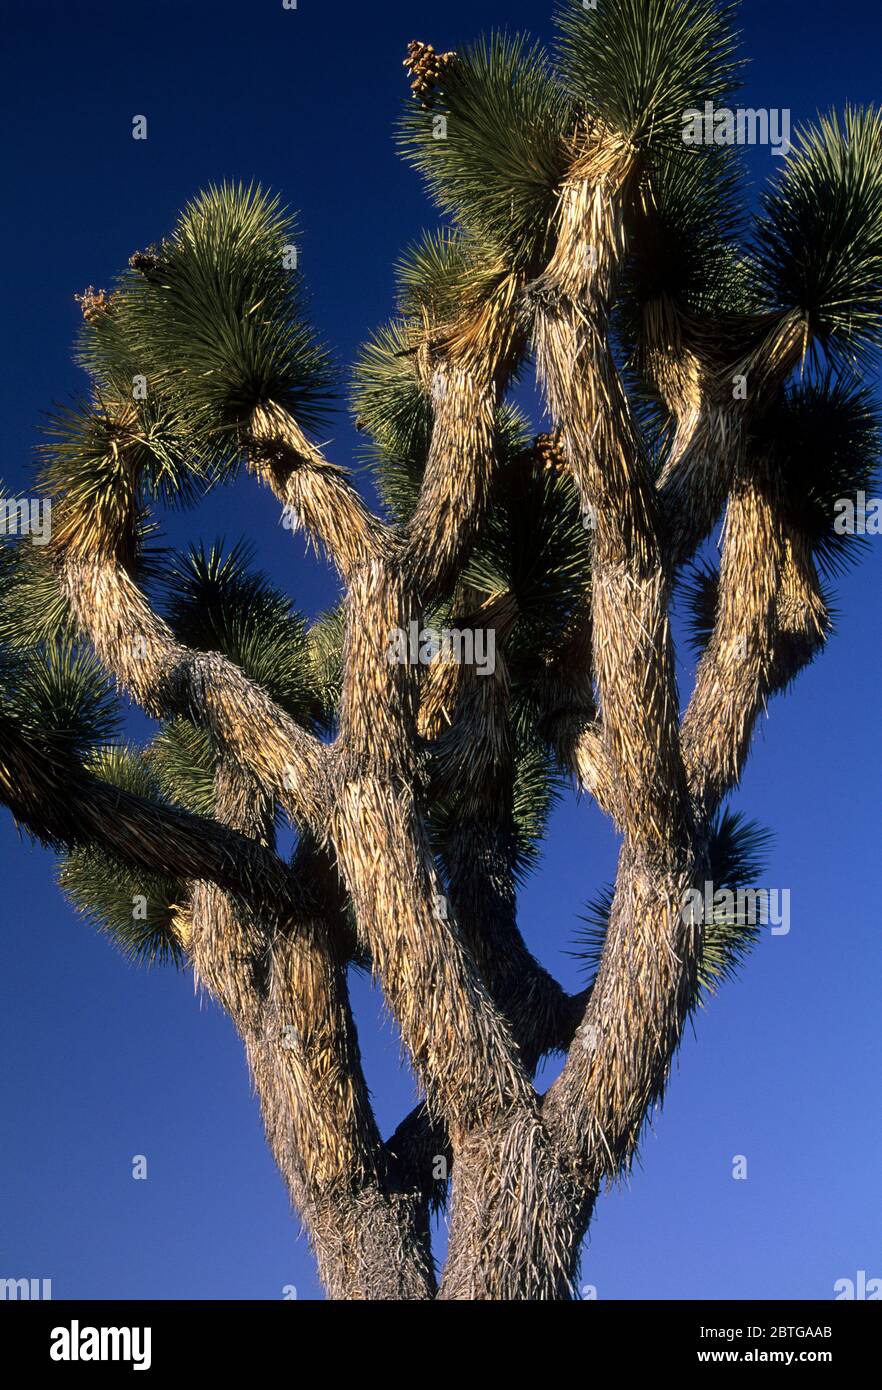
[698,808,773,995]
[681,373,881,657]
[352,232,520,518]
[763,375,882,578]
[399,34,571,269]
[147,720,219,820]
[353,318,432,517]
[0,640,120,764]
[680,558,719,654]
[164,540,326,729]
[0,536,74,650]
[622,144,752,338]
[39,394,203,573]
[576,807,773,1004]
[42,186,333,543]
[394,229,503,328]
[509,735,568,882]
[554,0,741,146]
[81,183,332,461]
[305,604,346,727]
[754,107,882,362]
[58,746,185,967]
[464,446,591,671]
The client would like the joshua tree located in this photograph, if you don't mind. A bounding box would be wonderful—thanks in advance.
[2,0,880,1300]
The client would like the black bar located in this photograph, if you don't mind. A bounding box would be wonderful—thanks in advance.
[0,1298,876,1372]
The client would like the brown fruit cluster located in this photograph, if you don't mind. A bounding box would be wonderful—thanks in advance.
[403,40,456,110]
[129,249,160,274]
[74,287,111,323]
[534,431,568,474]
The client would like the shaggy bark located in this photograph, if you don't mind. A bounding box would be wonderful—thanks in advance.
[187,765,436,1300]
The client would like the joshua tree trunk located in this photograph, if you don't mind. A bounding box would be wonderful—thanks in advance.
[186,765,436,1299]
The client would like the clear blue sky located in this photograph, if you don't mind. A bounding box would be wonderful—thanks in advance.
[1,0,880,1300]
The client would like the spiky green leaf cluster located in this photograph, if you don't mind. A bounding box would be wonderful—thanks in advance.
[429,715,566,889]
[40,401,143,550]
[0,640,120,763]
[761,375,882,578]
[510,733,568,881]
[680,557,719,655]
[754,107,882,362]
[57,746,184,967]
[147,720,219,820]
[621,144,752,336]
[462,443,592,675]
[681,373,879,650]
[396,227,511,328]
[352,232,523,518]
[80,184,333,461]
[164,540,325,728]
[554,0,741,145]
[399,34,571,269]
[575,807,772,1003]
[0,538,73,649]
[422,440,587,885]
[39,398,204,580]
[698,808,772,994]
[306,604,347,727]
[352,319,432,517]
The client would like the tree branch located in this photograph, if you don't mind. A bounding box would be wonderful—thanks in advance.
[58,552,330,831]
[249,402,388,580]
[0,718,307,930]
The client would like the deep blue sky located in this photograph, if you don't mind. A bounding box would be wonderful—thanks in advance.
[1,0,880,1301]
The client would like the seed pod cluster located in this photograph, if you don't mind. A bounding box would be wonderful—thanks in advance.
[403,40,456,110]
[534,432,567,474]
[74,287,111,323]
[129,249,160,274]
[129,239,170,277]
